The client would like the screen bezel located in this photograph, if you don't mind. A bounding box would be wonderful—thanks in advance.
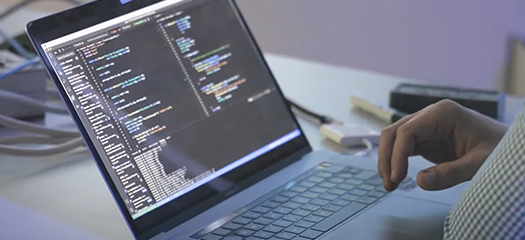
[26,0,311,239]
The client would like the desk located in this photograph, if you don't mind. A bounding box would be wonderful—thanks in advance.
[0,54,522,240]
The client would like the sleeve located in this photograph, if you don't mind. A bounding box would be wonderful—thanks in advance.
[444,111,525,239]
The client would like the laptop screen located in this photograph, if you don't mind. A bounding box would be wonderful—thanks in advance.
[40,0,301,221]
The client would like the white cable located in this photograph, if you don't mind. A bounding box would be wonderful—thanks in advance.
[0,89,69,115]
[354,138,374,158]
[0,114,79,138]
[0,137,85,156]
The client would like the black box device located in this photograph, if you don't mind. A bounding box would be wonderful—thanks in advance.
[390,83,505,120]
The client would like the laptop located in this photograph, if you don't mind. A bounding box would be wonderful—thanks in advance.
[26,0,467,239]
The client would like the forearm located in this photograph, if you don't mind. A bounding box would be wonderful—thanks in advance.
[444,111,525,239]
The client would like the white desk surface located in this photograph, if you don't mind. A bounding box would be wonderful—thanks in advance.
[0,54,522,240]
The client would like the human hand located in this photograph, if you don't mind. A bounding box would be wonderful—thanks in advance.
[378,100,507,191]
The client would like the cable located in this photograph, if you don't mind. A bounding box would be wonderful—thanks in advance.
[354,138,374,158]
[0,137,85,156]
[287,98,378,157]
[0,58,40,81]
[0,113,80,138]
[0,0,82,22]
[0,135,77,145]
[287,99,340,126]
[0,27,34,59]
[0,89,69,114]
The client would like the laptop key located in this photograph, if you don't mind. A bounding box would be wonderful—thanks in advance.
[276,232,297,239]
[273,219,294,228]
[345,179,363,185]
[375,187,388,193]
[309,198,329,206]
[328,177,345,184]
[303,215,324,223]
[263,225,284,233]
[312,210,333,218]
[289,186,308,193]
[348,189,368,196]
[291,197,310,204]
[294,220,314,228]
[312,202,367,232]
[285,225,306,234]
[323,165,344,173]
[232,217,252,225]
[273,207,293,215]
[318,182,336,188]
[340,194,359,202]
[223,237,243,240]
[254,218,274,225]
[291,237,309,240]
[310,186,329,193]
[331,199,351,206]
[262,201,281,209]
[254,231,274,239]
[291,209,311,217]
[327,188,346,195]
[366,177,384,186]
[298,181,316,188]
[244,212,263,219]
[319,193,338,201]
[300,192,319,199]
[300,203,320,211]
[354,171,377,180]
[281,191,299,198]
[322,204,342,212]
[236,229,255,237]
[299,229,323,239]
[245,223,265,231]
[367,191,386,198]
[344,167,362,174]
[252,206,272,214]
[282,202,301,209]
[201,234,222,240]
[357,184,376,191]
[337,173,353,179]
[222,222,243,230]
[316,171,333,178]
[264,212,283,220]
[307,176,324,183]
[273,196,290,203]
[282,215,302,222]
[336,183,355,191]
[356,196,378,205]
[211,228,231,236]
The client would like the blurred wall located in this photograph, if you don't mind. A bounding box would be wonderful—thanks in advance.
[236,0,525,90]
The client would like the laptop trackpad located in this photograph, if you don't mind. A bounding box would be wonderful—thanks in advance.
[321,195,451,240]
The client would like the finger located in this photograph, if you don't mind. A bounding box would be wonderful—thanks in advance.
[390,108,444,183]
[378,113,418,191]
[416,149,485,190]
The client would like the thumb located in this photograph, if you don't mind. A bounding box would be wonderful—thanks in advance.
[416,151,484,191]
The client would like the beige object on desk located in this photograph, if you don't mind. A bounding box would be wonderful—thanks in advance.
[498,37,525,97]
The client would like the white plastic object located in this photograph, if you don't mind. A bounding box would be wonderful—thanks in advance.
[320,124,380,147]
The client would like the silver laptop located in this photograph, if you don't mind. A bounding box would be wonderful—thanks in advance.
[26,0,466,239]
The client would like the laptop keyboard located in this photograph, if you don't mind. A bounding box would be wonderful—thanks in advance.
[190,163,388,240]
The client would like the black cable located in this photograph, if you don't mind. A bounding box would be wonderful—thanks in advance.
[286,99,338,125]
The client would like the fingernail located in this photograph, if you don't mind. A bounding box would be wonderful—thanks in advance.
[422,170,437,185]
